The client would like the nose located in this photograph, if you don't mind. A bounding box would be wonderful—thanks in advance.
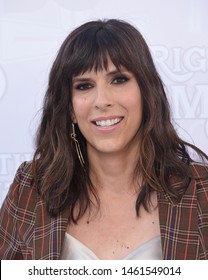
[94,84,113,110]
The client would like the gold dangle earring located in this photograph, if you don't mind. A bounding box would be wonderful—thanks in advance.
[70,123,85,167]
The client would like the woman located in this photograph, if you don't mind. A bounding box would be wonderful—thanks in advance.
[0,19,208,260]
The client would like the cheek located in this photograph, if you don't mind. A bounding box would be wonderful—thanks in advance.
[122,91,142,112]
[72,97,89,122]
[132,88,142,110]
[126,92,143,125]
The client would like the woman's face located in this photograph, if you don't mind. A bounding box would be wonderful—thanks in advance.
[72,59,142,156]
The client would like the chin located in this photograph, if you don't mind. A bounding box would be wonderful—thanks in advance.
[91,142,129,155]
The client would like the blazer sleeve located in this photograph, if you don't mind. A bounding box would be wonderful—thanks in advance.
[0,162,28,259]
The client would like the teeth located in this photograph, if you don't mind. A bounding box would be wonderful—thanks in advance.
[95,118,122,127]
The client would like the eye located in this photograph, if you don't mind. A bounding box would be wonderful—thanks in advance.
[74,83,93,91]
[112,76,129,84]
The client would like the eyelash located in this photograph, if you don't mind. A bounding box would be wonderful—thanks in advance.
[74,75,129,91]
[112,76,129,84]
[75,83,92,91]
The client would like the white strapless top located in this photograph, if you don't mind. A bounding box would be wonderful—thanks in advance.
[59,233,162,260]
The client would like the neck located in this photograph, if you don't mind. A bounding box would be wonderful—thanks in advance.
[87,146,140,194]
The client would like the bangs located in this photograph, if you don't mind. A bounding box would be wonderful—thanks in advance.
[66,25,135,77]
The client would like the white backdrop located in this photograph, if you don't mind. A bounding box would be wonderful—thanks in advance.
[0,0,208,206]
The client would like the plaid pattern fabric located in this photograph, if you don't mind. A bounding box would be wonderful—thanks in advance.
[0,161,208,259]
[159,163,208,259]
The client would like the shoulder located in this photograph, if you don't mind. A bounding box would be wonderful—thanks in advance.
[4,161,38,210]
[0,162,40,259]
[188,161,208,183]
[188,162,208,203]
[189,161,208,176]
[13,161,33,186]
[169,162,208,203]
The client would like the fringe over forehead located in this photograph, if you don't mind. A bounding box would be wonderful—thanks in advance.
[58,19,151,79]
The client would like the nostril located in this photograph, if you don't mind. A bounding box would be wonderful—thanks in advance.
[95,103,113,110]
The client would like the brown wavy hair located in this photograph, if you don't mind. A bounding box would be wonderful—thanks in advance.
[32,19,208,220]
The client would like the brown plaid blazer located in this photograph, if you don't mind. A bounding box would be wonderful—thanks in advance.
[0,161,208,260]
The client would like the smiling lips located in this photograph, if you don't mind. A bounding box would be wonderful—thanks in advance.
[92,117,123,128]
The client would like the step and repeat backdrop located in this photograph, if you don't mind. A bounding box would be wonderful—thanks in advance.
[0,0,208,206]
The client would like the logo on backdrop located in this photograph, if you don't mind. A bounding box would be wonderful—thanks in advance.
[151,46,208,120]
[150,45,208,147]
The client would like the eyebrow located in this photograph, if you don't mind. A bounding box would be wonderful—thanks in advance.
[72,68,127,83]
